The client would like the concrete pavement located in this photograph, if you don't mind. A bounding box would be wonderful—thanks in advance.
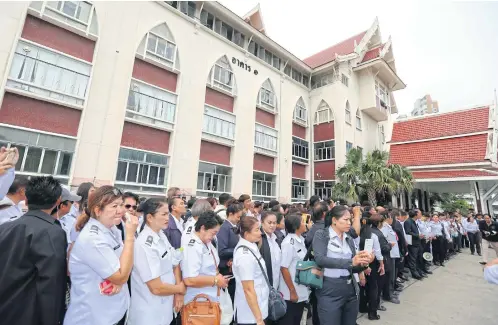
[357,250,497,325]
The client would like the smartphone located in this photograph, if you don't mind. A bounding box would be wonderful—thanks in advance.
[302,214,311,224]
[364,239,373,254]
[124,212,132,223]
[99,279,113,295]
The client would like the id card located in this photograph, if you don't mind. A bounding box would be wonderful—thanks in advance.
[364,239,373,253]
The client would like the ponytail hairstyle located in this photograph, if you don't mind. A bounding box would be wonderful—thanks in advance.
[226,199,243,216]
[239,215,260,239]
[139,198,167,233]
[75,186,122,231]
[76,182,95,213]
[324,205,349,229]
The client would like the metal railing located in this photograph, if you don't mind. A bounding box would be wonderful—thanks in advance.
[127,90,176,123]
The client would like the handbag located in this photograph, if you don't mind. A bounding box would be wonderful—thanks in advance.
[295,245,323,289]
[220,288,234,325]
[182,248,221,325]
[237,245,287,321]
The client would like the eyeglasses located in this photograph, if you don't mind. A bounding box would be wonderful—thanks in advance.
[112,188,123,196]
[125,204,138,210]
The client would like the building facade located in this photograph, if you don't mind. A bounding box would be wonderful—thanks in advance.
[0,1,404,202]
[412,94,439,116]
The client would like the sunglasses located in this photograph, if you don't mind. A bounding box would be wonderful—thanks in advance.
[125,204,138,210]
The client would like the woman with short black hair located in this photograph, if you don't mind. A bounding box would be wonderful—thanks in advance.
[238,194,252,216]
[275,212,286,247]
[259,211,281,290]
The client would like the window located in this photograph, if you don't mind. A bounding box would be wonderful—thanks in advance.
[201,10,245,48]
[375,80,390,111]
[356,109,362,130]
[8,41,91,106]
[293,97,307,124]
[314,100,334,125]
[197,162,232,196]
[341,73,349,87]
[45,1,92,24]
[255,124,278,152]
[146,32,176,63]
[248,41,281,69]
[314,181,334,200]
[292,69,303,83]
[127,80,176,126]
[379,125,385,145]
[179,1,196,18]
[258,79,276,110]
[284,65,291,77]
[200,10,215,29]
[357,146,363,157]
[292,179,308,201]
[311,72,335,89]
[0,126,75,183]
[252,172,276,201]
[314,140,335,161]
[345,101,351,124]
[292,137,309,163]
[203,105,236,140]
[116,148,168,192]
[302,75,309,87]
[346,141,353,153]
[209,56,234,93]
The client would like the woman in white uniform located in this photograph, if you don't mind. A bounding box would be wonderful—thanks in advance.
[278,213,310,325]
[64,186,139,325]
[181,199,212,248]
[128,198,186,325]
[181,210,228,305]
[233,216,269,325]
[259,211,281,290]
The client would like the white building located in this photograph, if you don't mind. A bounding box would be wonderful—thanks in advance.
[0,1,405,202]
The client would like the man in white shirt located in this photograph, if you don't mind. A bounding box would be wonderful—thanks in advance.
[214,193,232,220]
[0,177,29,225]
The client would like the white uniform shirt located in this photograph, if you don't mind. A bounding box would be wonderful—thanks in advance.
[64,218,129,325]
[324,227,353,278]
[0,167,14,200]
[181,218,197,248]
[60,204,80,244]
[232,237,269,324]
[181,232,219,304]
[279,233,310,302]
[265,231,281,289]
[0,196,23,225]
[128,224,181,325]
[171,214,184,233]
[381,223,400,258]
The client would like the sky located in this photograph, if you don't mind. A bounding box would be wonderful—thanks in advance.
[219,0,498,115]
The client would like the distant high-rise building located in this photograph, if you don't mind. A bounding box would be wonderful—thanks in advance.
[411,94,439,116]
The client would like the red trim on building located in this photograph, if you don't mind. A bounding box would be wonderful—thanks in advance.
[391,107,489,143]
[205,88,234,113]
[121,122,170,154]
[199,140,231,165]
[412,169,497,179]
[313,122,335,142]
[0,93,80,136]
[314,160,336,180]
[361,46,382,63]
[292,163,306,179]
[389,134,488,166]
[253,154,274,174]
[132,59,178,92]
[255,108,275,128]
[22,15,95,62]
[292,123,307,139]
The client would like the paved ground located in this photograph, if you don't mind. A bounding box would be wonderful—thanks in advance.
[357,250,497,325]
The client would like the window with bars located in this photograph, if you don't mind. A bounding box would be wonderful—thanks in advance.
[203,105,236,140]
[314,140,335,161]
[115,148,168,189]
[254,124,278,152]
[252,172,276,200]
[314,181,334,200]
[292,179,308,201]
[294,98,307,124]
[314,100,334,125]
[0,126,75,181]
[126,80,176,126]
[356,109,362,130]
[7,41,91,106]
[345,101,351,124]
[292,137,309,163]
[208,56,234,94]
[197,162,232,196]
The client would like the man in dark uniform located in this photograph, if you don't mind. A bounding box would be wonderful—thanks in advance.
[0,176,66,325]
[404,209,424,280]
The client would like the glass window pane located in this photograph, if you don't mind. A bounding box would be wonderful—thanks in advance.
[24,147,42,172]
[57,152,72,175]
[41,150,57,174]
[14,145,26,171]
[127,163,138,182]
[138,164,148,184]
[148,166,159,184]
[158,167,165,185]
[197,172,204,190]
[116,161,127,181]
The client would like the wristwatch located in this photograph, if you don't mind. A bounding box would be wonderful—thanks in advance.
[213,276,218,287]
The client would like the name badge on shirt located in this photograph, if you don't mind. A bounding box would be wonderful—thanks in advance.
[161,250,168,258]
[113,244,121,251]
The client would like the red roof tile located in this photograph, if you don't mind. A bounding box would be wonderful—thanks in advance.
[391,107,490,143]
[412,169,497,179]
[389,134,488,167]
[303,31,367,69]
[361,47,381,63]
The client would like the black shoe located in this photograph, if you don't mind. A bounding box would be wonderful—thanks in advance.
[399,275,408,281]
[440,263,445,267]
[368,313,380,320]
[480,261,487,265]
[424,270,433,274]
[377,305,387,312]
[397,278,405,283]
[412,274,423,280]
[471,252,475,255]
[420,273,428,278]
[478,253,482,256]
[395,287,404,292]
[387,297,400,304]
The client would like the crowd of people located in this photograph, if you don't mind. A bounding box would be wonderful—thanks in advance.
[1,146,498,325]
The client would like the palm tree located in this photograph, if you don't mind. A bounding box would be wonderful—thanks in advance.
[333,148,413,206]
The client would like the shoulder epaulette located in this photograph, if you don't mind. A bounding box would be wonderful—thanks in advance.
[186,226,192,234]
[290,238,295,245]
[145,236,153,247]
[243,247,249,254]
[188,239,196,247]
[90,225,99,234]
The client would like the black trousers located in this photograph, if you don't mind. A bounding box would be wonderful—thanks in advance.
[316,277,359,325]
[432,237,445,264]
[462,234,470,248]
[407,245,421,276]
[468,232,481,254]
[309,288,320,325]
[364,262,381,314]
[276,301,306,325]
[417,240,428,272]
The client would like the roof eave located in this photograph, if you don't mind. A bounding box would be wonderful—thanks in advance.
[353,58,406,91]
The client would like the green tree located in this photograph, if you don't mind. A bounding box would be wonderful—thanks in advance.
[333,148,413,206]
